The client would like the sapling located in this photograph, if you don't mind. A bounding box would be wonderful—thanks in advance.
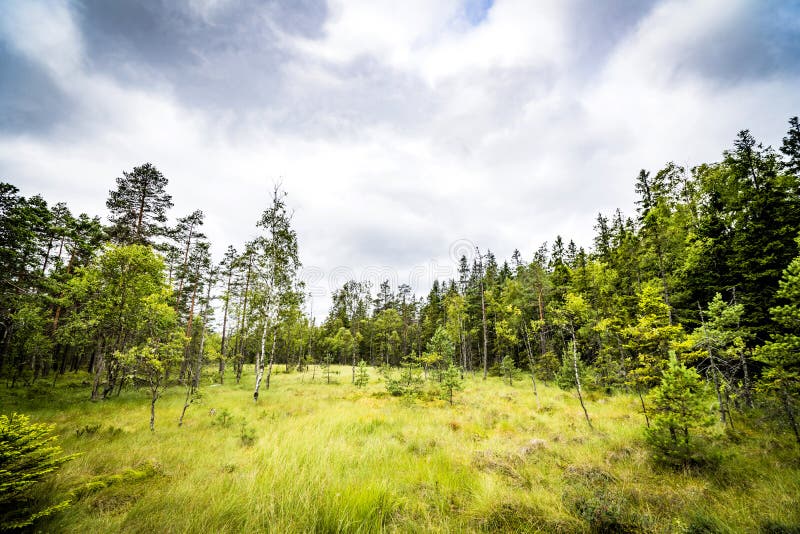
[440,364,463,405]
[0,413,77,530]
[646,353,713,467]
[499,355,516,385]
[355,360,369,388]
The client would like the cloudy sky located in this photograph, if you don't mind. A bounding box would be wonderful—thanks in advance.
[1,0,799,312]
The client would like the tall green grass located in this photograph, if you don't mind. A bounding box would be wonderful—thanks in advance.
[2,365,798,533]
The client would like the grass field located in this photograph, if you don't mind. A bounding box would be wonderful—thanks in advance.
[4,365,800,533]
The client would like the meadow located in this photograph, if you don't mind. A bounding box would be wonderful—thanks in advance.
[4,366,800,533]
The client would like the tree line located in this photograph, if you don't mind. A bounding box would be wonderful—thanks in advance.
[1,118,799,446]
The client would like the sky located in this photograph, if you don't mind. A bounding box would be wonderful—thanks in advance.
[1,0,799,315]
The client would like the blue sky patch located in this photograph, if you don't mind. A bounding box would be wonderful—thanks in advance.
[464,0,494,25]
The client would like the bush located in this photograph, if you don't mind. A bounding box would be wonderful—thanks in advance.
[0,413,77,530]
[212,408,234,428]
[562,465,640,533]
[381,360,423,398]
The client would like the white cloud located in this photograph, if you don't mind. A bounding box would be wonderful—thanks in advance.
[0,0,84,80]
[1,0,798,316]
[601,0,746,85]
[289,0,571,84]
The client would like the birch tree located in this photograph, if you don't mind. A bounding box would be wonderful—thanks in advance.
[217,246,237,383]
[252,186,299,402]
[552,293,594,429]
[179,264,216,426]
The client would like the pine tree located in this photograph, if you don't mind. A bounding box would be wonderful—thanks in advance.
[320,353,335,384]
[645,353,713,468]
[499,355,516,385]
[440,363,463,405]
[106,163,173,246]
[681,293,749,425]
[354,360,369,388]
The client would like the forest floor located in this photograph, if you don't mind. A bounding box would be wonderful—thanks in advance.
[4,365,800,533]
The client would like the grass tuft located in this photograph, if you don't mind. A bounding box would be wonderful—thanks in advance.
[1,365,797,532]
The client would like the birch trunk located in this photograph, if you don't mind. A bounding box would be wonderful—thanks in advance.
[149,386,159,432]
[253,318,267,401]
[479,264,489,380]
[700,305,727,424]
[265,328,278,390]
[236,255,253,384]
[219,269,232,383]
[90,339,105,401]
[571,325,592,429]
[522,324,540,409]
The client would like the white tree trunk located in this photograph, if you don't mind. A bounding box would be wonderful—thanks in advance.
[253,318,268,401]
[571,326,592,429]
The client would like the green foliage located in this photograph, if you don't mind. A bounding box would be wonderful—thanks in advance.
[555,354,574,390]
[534,349,560,382]
[320,353,335,384]
[420,326,454,381]
[69,461,161,500]
[756,243,800,445]
[211,408,234,428]
[498,355,517,386]
[645,354,714,468]
[624,281,684,391]
[106,163,173,246]
[555,352,585,391]
[331,327,355,364]
[8,303,54,384]
[354,360,369,388]
[374,308,403,365]
[381,357,423,397]
[440,364,463,404]
[0,413,77,530]
[562,465,639,533]
[239,422,256,447]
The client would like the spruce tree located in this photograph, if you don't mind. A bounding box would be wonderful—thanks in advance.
[781,116,800,177]
[0,413,77,529]
[755,239,800,446]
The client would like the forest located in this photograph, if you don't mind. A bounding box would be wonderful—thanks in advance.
[2,117,800,532]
